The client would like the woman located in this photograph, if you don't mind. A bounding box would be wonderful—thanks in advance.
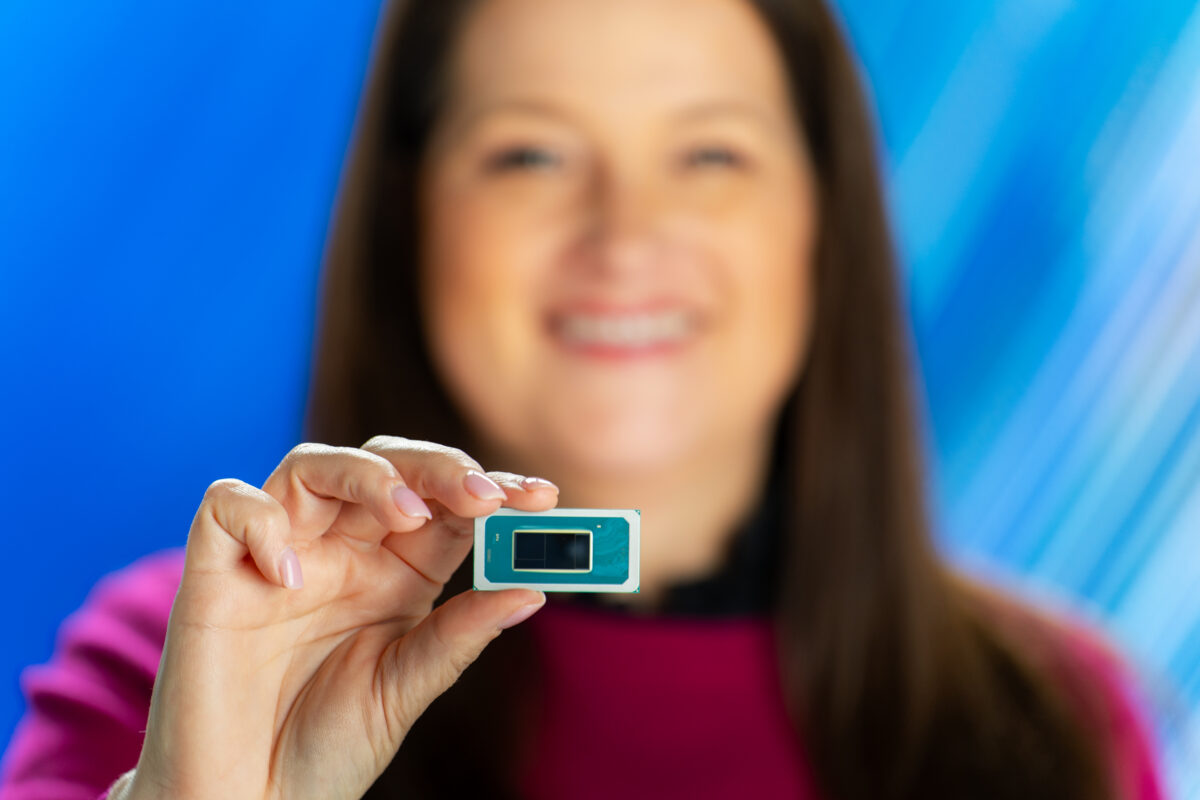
[0,0,1164,798]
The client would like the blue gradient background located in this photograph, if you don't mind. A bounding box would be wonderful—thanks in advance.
[1,0,1197,794]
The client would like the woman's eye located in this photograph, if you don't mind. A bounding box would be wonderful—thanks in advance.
[683,147,744,169]
[486,147,561,172]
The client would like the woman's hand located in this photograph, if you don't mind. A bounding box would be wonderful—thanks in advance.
[123,437,557,800]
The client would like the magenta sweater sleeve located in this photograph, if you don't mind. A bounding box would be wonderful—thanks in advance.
[0,550,184,800]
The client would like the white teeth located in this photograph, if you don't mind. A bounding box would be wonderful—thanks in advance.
[560,311,693,347]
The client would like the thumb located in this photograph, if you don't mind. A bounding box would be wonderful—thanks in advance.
[378,588,545,736]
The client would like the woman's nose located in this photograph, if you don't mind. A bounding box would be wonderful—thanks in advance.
[579,167,667,277]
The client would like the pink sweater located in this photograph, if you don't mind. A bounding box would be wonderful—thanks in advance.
[0,550,1167,799]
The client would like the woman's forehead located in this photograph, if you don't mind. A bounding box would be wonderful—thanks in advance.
[440,0,794,127]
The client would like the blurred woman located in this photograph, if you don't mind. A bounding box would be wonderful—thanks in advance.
[0,0,1164,798]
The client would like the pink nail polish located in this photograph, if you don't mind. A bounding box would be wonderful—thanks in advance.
[280,547,303,589]
[464,471,506,501]
[520,476,559,492]
[498,594,546,630]
[392,485,433,519]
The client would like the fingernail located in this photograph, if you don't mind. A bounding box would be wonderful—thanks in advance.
[464,471,506,502]
[520,476,559,492]
[392,485,433,519]
[280,547,303,589]
[498,593,546,630]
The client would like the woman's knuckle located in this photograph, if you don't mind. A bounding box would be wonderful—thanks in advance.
[423,442,479,470]
[203,478,243,504]
[287,442,328,462]
[447,633,492,677]
[242,510,281,549]
[340,471,368,502]
[362,434,400,451]
[262,498,290,529]
[360,449,400,476]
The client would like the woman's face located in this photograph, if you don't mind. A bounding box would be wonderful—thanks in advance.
[420,0,817,480]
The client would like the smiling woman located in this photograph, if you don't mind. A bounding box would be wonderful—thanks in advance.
[414,0,816,599]
[0,0,1166,799]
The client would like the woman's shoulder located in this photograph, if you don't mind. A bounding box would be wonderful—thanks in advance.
[78,547,185,624]
[0,549,184,799]
[22,546,184,701]
[963,577,1167,800]
[49,548,185,680]
[1041,612,1165,800]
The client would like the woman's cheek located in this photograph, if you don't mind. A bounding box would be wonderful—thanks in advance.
[727,201,813,382]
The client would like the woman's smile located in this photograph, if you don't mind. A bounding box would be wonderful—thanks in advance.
[548,303,705,359]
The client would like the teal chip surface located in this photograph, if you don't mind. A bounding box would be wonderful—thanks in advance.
[474,508,640,593]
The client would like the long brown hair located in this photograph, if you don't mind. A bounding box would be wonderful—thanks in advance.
[307,0,1119,797]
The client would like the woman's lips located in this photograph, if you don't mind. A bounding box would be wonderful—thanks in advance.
[547,308,701,358]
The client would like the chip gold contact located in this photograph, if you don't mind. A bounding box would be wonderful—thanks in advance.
[474,508,640,593]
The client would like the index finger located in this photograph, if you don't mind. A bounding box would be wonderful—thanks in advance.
[361,436,515,518]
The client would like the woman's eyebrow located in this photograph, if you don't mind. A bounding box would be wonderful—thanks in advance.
[451,98,576,134]
[670,98,787,136]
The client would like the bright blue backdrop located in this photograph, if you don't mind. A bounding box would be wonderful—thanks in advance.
[1,0,1197,795]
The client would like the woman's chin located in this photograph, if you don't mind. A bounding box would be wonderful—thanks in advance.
[531,424,704,488]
